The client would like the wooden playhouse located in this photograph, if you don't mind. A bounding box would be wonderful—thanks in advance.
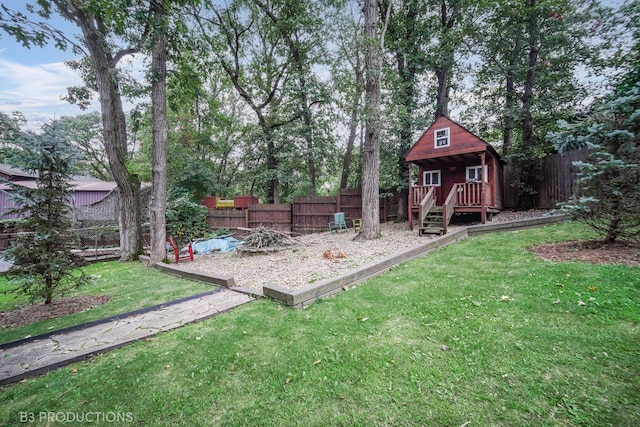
[405,115,503,234]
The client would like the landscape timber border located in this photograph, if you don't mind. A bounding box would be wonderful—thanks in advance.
[155,214,569,308]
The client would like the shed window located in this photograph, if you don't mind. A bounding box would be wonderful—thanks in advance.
[423,170,441,186]
[434,128,450,148]
[466,165,487,182]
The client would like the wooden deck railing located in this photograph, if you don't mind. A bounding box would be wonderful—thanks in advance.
[442,185,458,234]
[413,185,436,207]
[455,182,491,206]
[418,186,435,230]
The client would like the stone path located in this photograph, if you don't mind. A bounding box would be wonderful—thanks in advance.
[0,289,253,386]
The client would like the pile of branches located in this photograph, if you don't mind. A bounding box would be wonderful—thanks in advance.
[237,226,296,254]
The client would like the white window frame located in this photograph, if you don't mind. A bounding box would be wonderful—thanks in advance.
[466,165,488,182]
[423,169,441,187]
[434,127,450,148]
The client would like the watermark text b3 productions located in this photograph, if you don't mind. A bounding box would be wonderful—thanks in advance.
[17,411,134,424]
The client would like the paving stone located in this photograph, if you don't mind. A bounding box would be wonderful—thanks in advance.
[0,289,253,385]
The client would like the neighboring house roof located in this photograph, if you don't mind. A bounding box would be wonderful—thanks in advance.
[405,114,501,162]
[0,164,37,180]
[0,164,117,192]
[0,165,118,220]
[0,180,117,192]
[70,179,118,192]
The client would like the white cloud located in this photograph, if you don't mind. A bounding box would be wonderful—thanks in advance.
[0,57,98,128]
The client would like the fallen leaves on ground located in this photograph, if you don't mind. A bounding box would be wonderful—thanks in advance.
[322,250,347,261]
[0,295,111,329]
[529,240,639,266]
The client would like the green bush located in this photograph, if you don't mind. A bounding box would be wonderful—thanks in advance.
[165,195,209,244]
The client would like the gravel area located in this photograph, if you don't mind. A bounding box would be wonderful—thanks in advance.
[187,210,551,292]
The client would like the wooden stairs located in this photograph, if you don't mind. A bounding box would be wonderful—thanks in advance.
[418,207,445,235]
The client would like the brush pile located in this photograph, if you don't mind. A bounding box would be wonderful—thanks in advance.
[237,226,296,255]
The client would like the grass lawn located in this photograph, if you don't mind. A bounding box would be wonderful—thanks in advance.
[1,222,638,426]
[0,261,215,345]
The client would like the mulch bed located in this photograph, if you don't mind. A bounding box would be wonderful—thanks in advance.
[0,295,111,329]
[529,240,640,266]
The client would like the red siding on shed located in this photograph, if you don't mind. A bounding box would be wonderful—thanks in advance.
[406,115,497,162]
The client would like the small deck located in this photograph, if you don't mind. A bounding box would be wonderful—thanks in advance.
[410,183,499,234]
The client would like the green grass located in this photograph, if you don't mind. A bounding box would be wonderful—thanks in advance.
[1,222,639,426]
[0,261,214,344]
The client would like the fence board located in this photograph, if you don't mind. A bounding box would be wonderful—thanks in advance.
[339,188,362,226]
[207,209,246,230]
[292,196,336,233]
[503,148,588,209]
[248,204,291,232]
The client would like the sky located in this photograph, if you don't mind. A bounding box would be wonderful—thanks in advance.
[0,1,101,129]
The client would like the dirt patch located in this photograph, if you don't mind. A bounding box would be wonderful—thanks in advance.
[189,210,556,291]
[0,295,111,329]
[529,240,640,266]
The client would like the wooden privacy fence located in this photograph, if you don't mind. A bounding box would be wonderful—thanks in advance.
[206,189,399,234]
[503,148,588,209]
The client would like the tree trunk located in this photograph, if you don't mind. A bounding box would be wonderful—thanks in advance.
[604,197,621,243]
[149,0,168,264]
[65,3,143,261]
[435,67,450,118]
[291,33,317,196]
[522,0,539,152]
[394,52,416,223]
[518,0,540,209]
[261,124,277,204]
[360,0,384,240]
[386,0,420,223]
[503,65,516,158]
[434,0,456,118]
[340,65,363,189]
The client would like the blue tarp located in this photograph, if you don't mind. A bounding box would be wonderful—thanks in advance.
[192,236,244,254]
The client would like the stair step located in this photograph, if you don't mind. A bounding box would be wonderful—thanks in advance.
[419,227,444,236]
[423,218,442,224]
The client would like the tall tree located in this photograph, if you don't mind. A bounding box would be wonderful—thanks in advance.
[57,113,111,180]
[384,0,430,221]
[1,1,146,260]
[360,0,390,239]
[254,0,330,196]
[429,0,473,118]
[54,0,148,260]
[331,5,365,190]
[4,121,91,305]
[196,0,297,203]
[148,0,169,263]
[550,1,640,243]
[472,0,610,208]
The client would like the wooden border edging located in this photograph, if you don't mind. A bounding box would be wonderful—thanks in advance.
[263,214,569,308]
[153,261,236,287]
[263,228,468,308]
[466,214,568,236]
